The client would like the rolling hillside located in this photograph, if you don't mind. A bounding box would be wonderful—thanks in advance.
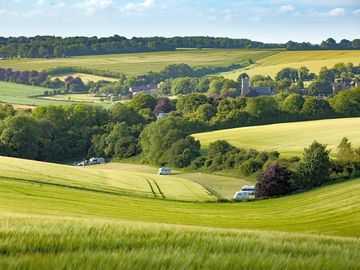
[0,156,359,269]
[0,156,359,237]
[0,156,217,202]
[193,118,360,157]
[221,50,360,79]
[0,49,277,75]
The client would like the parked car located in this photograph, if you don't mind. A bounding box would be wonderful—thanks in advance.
[158,168,171,175]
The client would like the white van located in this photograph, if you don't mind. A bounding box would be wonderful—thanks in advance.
[240,185,256,195]
[233,185,256,201]
[158,168,171,175]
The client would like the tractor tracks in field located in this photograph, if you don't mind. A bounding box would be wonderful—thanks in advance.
[146,178,165,199]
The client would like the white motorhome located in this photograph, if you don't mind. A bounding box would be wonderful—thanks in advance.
[233,185,256,201]
[158,168,171,175]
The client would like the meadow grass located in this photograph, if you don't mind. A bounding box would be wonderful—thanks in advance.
[0,215,359,270]
[0,156,217,202]
[221,50,360,79]
[0,81,112,107]
[0,156,359,269]
[193,117,360,157]
[0,49,278,74]
[0,156,359,237]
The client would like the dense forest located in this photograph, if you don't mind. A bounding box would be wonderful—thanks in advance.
[0,36,359,58]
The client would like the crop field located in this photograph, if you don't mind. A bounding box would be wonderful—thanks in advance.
[0,49,279,75]
[221,50,360,79]
[54,73,119,82]
[0,156,359,269]
[194,118,360,157]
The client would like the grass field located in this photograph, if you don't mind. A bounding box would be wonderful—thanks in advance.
[193,118,360,157]
[0,156,359,269]
[54,73,118,83]
[221,50,360,79]
[0,49,278,75]
[0,157,218,202]
[0,81,113,107]
[0,81,67,106]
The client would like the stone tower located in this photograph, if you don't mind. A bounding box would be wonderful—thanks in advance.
[241,76,250,96]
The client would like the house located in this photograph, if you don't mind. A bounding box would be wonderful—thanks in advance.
[241,76,275,96]
[331,79,351,92]
[332,78,360,93]
[129,84,159,95]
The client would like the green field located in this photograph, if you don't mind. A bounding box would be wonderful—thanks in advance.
[0,156,359,269]
[193,118,360,157]
[221,50,360,79]
[0,157,219,202]
[0,49,278,75]
[0,81,113,107]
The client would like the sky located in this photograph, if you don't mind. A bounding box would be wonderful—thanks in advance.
[0,0,359,43]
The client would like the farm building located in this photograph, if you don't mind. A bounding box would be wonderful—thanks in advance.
[129,84,159,95]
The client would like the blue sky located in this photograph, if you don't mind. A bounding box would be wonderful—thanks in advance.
[0,0,359,43]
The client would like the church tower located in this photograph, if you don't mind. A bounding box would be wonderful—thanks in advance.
[241,76,250,96]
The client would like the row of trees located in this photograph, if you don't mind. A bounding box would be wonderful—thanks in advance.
[172,87,360,131]
[286,38,360,51]
[1,36,359,58]
[1,87,360,163]
[0,36,281,58]
[243,62,360,96]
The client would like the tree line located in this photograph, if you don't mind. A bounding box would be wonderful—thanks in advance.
[1,36,359,59]
[1,87,360,163]
[0,36,281,58]
[286,38,360,50]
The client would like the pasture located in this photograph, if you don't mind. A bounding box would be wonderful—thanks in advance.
[0,156,359,269]
[0,49,278,75]
[193,118,360,157]
[0,81,112,107]
[0,81,66,106]
[221,50,360,79]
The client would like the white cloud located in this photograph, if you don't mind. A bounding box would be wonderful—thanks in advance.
[0,9,5,15]
[36,0,46,6]
[279,5,295,13]
[353,9,360,16]
[74,0,113,15]
[121,0,156,13]
[224,14,232,22]
[22,10,42,18]
[327,7,345,17]
[208,15,216,21]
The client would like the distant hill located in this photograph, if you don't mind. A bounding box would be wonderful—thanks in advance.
[193,117,360,157]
